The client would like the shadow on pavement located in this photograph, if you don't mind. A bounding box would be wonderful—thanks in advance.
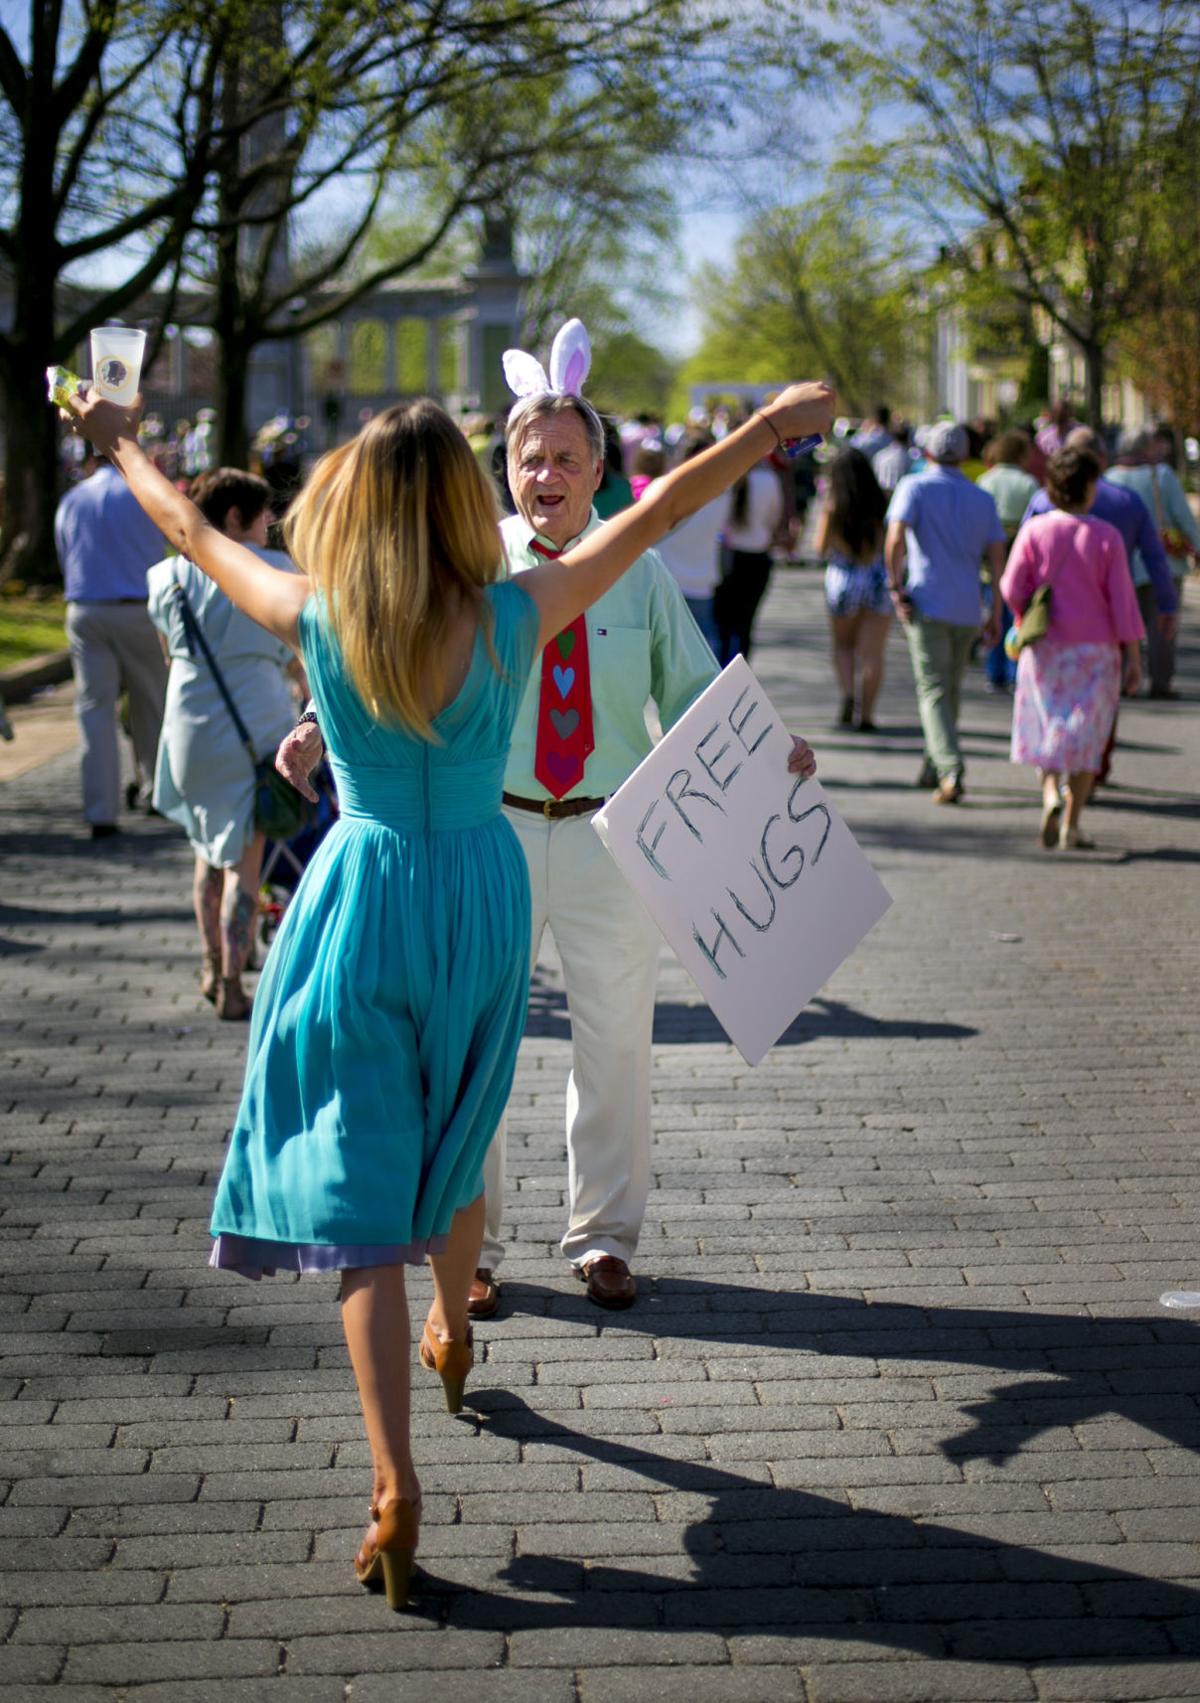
[524,984,978,1047]
[500,1278,1200,1464]
[414,1389,1200,1661]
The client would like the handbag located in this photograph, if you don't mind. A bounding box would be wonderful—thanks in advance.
[173,570,313,843]
[1011,534,1070,655]
[1012,581,1053,652]
[1150,466,1191,560]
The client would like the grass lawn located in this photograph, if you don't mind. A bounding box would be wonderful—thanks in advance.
[0,597,68,674]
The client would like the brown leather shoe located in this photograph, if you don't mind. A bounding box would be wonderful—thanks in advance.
[467,1268,499,1320]
[576,1256,636,1309]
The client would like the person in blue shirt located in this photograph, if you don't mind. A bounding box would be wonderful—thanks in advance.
[884,422,1005,803]
[54,454,168,838]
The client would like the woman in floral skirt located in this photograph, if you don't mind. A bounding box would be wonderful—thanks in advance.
[1000,445,1144,850]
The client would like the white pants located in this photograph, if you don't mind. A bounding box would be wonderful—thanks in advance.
[482,807,660,1270]
[65,602,167,825]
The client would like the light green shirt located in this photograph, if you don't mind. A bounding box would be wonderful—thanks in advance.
[501,509,719,801]
[977,464,1039,536]
[1107,463,1200,584]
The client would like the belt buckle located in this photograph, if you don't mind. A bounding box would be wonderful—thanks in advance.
[543,798,554,820]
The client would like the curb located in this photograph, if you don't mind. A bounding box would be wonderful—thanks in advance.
[0,649,72,704]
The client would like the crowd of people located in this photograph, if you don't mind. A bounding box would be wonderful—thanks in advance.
[817,400,1194,845]
[44,318,1197,1615]
[50,380,1196,1021]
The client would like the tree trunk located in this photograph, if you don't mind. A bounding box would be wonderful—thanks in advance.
[0,352,66,589]
[217,334,252,468]
[1082,338,1106,429]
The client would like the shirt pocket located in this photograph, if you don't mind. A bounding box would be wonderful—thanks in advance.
[588,623,652,712]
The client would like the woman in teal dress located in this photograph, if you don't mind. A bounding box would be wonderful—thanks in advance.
[66,379,835,1610]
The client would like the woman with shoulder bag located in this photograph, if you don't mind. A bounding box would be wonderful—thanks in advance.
[1000,446,1144,851]
[147,469,305,1019]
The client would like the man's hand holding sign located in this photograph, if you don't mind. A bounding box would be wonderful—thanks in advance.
[593,657,891,1065]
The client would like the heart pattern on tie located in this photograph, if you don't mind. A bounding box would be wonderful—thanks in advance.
[555,629,575,660]
[549,707,579,740]
[552,664,575,699]
[544,749,577,787]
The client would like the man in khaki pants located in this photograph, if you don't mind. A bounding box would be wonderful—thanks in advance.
[55,454,167,838]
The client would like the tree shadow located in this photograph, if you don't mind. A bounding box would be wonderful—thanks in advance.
[0,899,186,930]
[1093,787,1200,823]
[498,1277,1200,1466]
[523,985,978,1048]
[406,1391,1200,1661]
[1117,846,1200,865]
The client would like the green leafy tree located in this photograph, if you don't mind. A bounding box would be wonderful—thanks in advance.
[835,0,1200,425]
[677,195,913,418]
[0,0,229,582]
[186,1,740,463]
[588,329,678,419]
[1116,104,1200,436]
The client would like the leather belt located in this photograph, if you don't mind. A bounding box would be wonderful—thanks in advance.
[502,790,607,820]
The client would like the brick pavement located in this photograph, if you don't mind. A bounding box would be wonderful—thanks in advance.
[1,569,1199,1701]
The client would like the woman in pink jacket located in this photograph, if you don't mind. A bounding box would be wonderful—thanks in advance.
[1001,445,1144,850]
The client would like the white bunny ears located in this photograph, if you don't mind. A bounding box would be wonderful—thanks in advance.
[502,318,592,400]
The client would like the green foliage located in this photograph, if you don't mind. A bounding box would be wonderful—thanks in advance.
[588,331,678,419]
[678,194,915,419]
[834,0,1200,423]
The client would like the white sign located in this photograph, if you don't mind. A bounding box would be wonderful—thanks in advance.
[592,657,892,1066]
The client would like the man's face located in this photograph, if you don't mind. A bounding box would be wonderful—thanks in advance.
[510,411,603,547]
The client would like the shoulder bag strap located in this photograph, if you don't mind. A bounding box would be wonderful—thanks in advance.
[173,566,259,765]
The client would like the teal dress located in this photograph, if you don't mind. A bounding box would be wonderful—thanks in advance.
[210,580,540,1278]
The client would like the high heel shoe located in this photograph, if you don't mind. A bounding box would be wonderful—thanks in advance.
[355,1497,420,1610]
[419,1320,474,1413]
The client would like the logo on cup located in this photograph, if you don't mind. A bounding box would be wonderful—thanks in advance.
[98,357,128,390]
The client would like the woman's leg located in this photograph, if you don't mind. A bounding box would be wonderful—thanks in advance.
[339,1265,419,1514]
[427,1194,486,1343]
[712,575,737,666]
[220,831,265,978]
[1064,771,1094,832]
[829,612,860,714]
[734,553,772,660]
[857,611,892,725]
[193,857,222,997]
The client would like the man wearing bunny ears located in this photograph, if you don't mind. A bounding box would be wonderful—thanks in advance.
[277,321,817,1311]
[468,318,721,1309]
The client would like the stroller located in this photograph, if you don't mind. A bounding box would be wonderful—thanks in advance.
[259,762,339,946]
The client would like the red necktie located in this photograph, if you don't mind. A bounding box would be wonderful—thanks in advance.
[530,539,595,799]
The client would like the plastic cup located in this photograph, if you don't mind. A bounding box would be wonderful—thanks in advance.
[90,326,147,407]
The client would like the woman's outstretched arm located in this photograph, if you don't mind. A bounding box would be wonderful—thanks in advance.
[65,392,309,649]
[520,383,834,649]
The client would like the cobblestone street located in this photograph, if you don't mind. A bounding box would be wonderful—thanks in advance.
[2,568,1199,1701]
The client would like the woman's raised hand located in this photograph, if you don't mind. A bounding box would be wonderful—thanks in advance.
[761,382,836,446]
[62,388,143,458]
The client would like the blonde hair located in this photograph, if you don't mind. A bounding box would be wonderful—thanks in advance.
[284,400,503,739]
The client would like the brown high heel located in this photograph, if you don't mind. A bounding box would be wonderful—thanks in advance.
[354,1497,420,1610]
[419,1320,474,1413]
